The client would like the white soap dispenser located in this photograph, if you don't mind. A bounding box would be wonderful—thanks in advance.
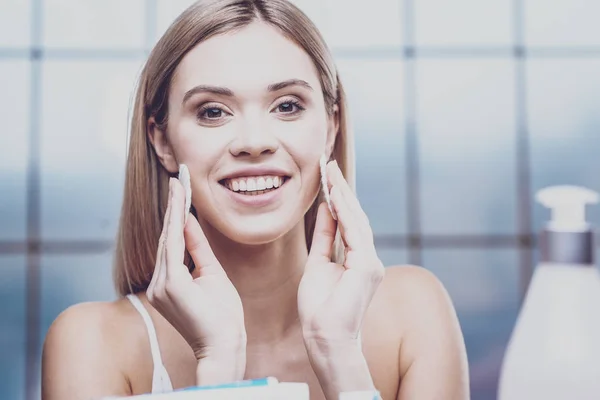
[498,185,600,400]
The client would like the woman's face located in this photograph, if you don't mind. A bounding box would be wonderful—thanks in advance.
[152,21,337,245]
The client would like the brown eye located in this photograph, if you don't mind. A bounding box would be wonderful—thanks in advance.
[278,102,295,113]
[204,108,223,119]
[197,104,230,123]
[273,99,305,115]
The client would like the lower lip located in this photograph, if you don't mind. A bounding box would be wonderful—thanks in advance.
[220,179,288,207]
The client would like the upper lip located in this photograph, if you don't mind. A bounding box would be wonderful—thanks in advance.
[219,166,291,181]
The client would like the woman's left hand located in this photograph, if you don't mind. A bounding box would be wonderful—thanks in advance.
[298,159,384,343]
[297,160,384,399]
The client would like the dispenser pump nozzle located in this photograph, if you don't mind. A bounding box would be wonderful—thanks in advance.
[536,185,598,264]
[536,185,599,232]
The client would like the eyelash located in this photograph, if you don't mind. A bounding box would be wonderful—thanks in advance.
[197,104,227,121]
[273,99,305,115]
[196,98,305,122]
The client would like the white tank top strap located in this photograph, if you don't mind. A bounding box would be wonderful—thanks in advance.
[126,294,174,394]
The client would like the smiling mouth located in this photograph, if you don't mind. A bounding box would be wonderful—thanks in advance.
[219,175,290,196]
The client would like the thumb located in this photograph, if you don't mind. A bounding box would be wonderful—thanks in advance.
[308,202,337,264]
[184,214,225,277]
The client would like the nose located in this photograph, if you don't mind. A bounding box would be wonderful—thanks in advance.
[229,118,279,157]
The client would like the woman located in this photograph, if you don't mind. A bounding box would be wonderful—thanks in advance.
[42,1,469,399]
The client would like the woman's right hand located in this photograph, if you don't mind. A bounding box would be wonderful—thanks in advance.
[147,177,246,384]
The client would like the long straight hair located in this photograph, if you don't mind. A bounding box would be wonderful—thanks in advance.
[113,0,355,296]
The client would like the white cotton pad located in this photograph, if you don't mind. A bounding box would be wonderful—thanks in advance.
[178,164,192,223]
[320,154,337,220]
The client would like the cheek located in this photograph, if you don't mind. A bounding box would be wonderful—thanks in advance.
[277,119,326,200]
[277,117,328,162]
[173,119,228,170]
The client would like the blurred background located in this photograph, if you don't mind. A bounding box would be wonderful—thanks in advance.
[0,0,599,399]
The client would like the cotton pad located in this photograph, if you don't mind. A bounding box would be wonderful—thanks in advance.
[320,154,337,220]
[178,164,192,223]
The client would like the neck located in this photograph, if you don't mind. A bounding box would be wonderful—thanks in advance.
[201,220,308,345]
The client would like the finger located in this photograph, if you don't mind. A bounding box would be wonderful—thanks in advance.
[164,178,187,280]
[329,184,363,251]
[184,213,225,276]
[308,202,337,264]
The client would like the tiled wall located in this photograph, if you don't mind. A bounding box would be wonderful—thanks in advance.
[1,1,599,399]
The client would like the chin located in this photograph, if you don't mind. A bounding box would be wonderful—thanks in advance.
[213,211,302,246]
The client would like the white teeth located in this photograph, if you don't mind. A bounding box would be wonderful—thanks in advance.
[223,175,286,192]
[256,177,266,190]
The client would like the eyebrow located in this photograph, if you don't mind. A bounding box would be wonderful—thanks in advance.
[182,79,313,105]
[182,85,234,105]
[267,79,313,92]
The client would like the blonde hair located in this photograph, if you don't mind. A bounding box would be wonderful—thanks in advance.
[113,0,355,296]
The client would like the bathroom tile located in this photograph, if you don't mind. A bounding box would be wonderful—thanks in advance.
[528,59,600,233]
[377,248,408,268]
[40,59,144,241]
[43,0,146,49]
[525,0,600,47]
[416,58,518,235]
[292,0,403,49]
[336,59,408,235]
[0,256,27,400]
[422,248,520,400]
[0,0,31,48]
[414,0,513,47]
[0,60,30,241]
[155,0,198,43]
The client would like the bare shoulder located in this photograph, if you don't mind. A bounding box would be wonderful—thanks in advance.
[42,299,139,400]
[43,298,139,349]
[372,265,469,399]
[369,264,458,343]
[43,301,118,363]
[380,264,443,290]
[377,264,463,354]
[379,264,453,308]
